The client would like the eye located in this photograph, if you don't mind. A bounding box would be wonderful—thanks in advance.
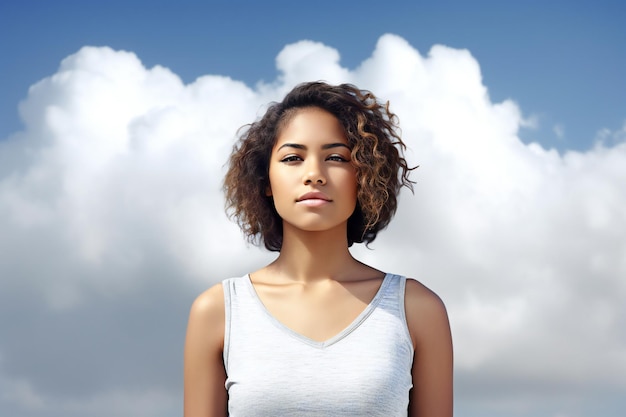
[280,155,302,163]
[327,154,349,162]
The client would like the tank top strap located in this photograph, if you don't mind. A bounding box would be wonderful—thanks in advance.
[222,275,253,371]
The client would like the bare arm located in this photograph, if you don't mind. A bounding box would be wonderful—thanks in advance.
[184,284,228,417]
[405,279,454,417]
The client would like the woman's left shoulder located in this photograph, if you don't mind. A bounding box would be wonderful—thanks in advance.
[402,277,451,347]
[403,277,447,312]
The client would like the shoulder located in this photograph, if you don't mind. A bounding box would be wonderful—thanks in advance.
[189,282,225,323]
[186,283,226,347]
[403,278,454,416]
[184,282,229,416]
[403,278,451,349]
[403,277,447,313]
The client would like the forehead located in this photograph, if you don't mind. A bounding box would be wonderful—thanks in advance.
[274,107,347,146]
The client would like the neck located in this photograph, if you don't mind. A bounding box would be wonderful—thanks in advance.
[269,223,359,283]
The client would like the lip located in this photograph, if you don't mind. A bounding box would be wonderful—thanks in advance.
[296,192,332,202]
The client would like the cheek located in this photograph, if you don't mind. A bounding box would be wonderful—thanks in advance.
[267,165,286,197]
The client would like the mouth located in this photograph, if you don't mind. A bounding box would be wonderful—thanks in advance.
[296,192,332,207]
[296,192,332,203]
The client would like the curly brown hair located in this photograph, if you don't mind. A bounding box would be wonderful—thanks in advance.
[223,81,415,251]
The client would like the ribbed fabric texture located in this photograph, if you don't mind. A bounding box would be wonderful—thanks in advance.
[222,273,414,416]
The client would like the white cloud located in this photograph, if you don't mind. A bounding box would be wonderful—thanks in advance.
[520,113,540,130]
[1,34,625,416]
[594,121,626,146]
[273,39,351,89]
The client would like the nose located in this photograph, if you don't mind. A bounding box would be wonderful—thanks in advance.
[303,160,326,185]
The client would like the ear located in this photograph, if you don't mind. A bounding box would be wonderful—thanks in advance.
[265,185,272,197]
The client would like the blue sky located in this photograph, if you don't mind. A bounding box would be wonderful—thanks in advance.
[0,1,625,417]
[1,0,624,151]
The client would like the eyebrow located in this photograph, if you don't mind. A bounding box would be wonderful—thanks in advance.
[277,142,350,151]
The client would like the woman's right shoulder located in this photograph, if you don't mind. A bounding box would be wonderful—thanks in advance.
[184,282,229,415]
[188,282,226,325]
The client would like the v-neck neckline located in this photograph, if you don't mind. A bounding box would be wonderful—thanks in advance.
[244,273,391,349]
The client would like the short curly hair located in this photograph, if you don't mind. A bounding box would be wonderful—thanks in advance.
[223,81,415,251]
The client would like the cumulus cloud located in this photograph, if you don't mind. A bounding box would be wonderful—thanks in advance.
[1,34,625,416]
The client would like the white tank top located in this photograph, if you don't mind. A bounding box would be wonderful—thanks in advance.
[222,273,414,416]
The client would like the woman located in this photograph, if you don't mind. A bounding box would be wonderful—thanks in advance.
[184,82,453,416]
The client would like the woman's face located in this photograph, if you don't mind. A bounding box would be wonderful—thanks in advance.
[267,107,357,235]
